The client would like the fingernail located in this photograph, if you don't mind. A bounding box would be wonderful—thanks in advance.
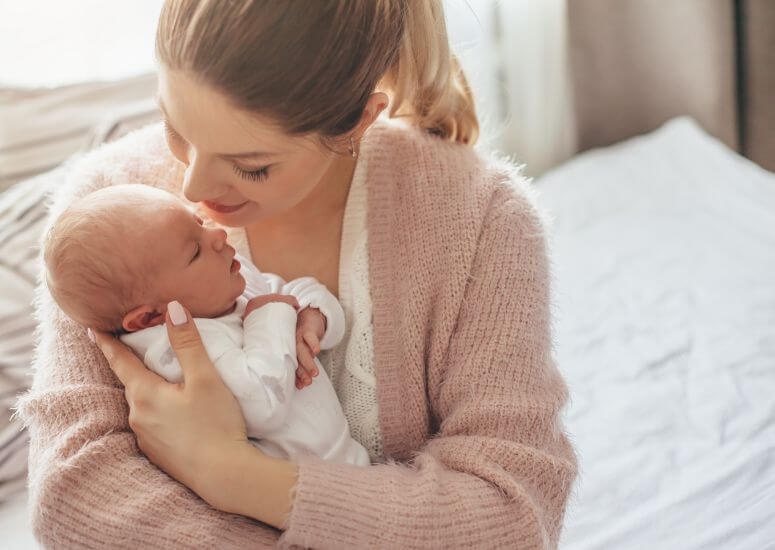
[168,301,187,326]
[87,328,96,344]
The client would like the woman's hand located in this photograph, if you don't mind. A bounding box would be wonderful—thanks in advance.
[90,300,252,511]
[295,307,326,389]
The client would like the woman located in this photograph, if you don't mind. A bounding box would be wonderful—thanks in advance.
[19,1,576,547]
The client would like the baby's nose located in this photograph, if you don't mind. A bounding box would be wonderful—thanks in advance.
[212,229,228,251]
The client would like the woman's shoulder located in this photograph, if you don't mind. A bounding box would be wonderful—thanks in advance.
[365,118,547,234]
[48,122,183,221]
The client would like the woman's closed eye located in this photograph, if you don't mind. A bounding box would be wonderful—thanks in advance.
[163,119,183,142]
[232,164,269,182]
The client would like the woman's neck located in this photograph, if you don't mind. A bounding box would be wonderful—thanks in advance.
[243,153,356,294]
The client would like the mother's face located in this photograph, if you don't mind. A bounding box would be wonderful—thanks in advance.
[157,68,343,227]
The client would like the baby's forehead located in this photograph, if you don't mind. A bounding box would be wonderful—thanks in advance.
[104,190,195,252]
[154,198,202,234]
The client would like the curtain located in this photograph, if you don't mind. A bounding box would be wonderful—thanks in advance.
[448,0,576,176]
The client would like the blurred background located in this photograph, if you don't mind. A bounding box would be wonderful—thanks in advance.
[1,1,773,549]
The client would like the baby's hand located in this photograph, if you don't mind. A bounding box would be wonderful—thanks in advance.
[243,294,300,320]
[295,307,326,389]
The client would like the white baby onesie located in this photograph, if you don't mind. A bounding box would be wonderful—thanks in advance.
[120,254,370,467]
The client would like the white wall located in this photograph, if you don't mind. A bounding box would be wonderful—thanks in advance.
[0,0,575,174]
[0,0,162,88]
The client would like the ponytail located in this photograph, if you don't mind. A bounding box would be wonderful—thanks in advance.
[381,0,479,144]
[157,0,478,145]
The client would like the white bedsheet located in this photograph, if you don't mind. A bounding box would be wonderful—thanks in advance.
[539,118,775,549]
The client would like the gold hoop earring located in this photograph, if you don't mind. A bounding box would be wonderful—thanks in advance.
[349,136,357,158]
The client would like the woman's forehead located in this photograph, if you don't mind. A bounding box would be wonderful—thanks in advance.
[157,68,292,157]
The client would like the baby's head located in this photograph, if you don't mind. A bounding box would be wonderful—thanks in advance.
[44,184,246,333]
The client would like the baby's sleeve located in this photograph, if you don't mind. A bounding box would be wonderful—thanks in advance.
[237,253,345,350]
[132,322,233,386]
[280,277,346,350]
[214,303,298,435]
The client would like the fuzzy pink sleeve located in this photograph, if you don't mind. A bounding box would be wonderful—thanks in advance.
[17,282,280,549]
[280,193,577,549]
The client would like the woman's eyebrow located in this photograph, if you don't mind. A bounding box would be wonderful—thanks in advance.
[156,96,277,160]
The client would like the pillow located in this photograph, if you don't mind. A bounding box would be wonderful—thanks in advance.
[0,75,160,501]
[0,73,158,193]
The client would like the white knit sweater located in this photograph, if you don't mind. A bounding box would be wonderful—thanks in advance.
[226,153,383,462]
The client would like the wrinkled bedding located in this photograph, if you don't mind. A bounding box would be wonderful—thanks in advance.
[541,118,775,550]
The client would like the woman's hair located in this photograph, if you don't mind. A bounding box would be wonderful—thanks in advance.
[156,0,478,144]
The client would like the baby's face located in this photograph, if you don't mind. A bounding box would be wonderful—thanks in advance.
[139,195,246,319]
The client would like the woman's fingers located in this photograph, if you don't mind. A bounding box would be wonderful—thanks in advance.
[91,328,160,390]
[164,301,214,383]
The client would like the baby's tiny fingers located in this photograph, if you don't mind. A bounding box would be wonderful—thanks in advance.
[302,331,321,355]
[295,367,305,389]
[296,342,318,379]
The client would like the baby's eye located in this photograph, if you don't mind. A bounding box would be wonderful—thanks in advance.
[191,242,201,263]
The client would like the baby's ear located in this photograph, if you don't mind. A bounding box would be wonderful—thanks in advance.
[122,305,165,332]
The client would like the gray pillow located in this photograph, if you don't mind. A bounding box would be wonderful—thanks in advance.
[0,74,160,501]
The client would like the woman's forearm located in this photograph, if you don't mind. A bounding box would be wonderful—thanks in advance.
[203,442,298,530]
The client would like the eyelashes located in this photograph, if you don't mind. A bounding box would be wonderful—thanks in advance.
[163,119,270,183]
[191,242,200,264]
[231,164,269,182]
[163,119,182,141]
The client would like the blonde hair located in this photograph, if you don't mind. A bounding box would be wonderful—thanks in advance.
[156,0,478,144]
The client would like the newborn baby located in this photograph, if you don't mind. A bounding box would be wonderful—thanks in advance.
[44,184,369,466]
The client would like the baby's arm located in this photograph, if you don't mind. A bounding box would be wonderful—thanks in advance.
[213,302,298,434]
[260,271,345,387]
[278,276,345,350]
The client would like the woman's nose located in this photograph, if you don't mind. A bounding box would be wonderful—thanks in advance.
[181,152,227,203]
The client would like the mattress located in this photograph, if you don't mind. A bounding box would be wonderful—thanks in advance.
[539,118,775,549]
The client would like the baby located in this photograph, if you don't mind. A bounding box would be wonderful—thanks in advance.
[44,184,369,466]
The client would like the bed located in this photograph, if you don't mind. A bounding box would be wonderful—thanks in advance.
[543,118,775,549]
[1,1,773,547]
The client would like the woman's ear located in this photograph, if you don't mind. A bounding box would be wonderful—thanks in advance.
[122,305,165,332]
[353,92,389,140]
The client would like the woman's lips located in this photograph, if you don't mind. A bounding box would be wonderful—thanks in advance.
[203,200,248,214]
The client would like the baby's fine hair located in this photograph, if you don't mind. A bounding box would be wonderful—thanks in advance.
[43,185,153,332]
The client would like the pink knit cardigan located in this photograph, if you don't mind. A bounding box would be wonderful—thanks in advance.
[17,119,577,549]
